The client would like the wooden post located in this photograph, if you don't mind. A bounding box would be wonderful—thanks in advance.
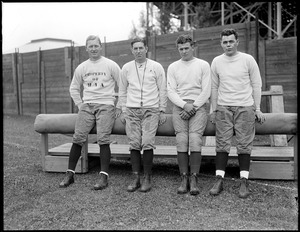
[17,53,23,115]
[41,61,47,113]
[37,50,42,114]
[258,40,266,91]
[64,47,73,113]
[40,133,48,171]
[12,53,20,115]
[269,85,288,146]
[293,135,297,179]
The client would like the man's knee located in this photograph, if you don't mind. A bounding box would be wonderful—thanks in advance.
[176,132,188,152]
[189,132,202,151]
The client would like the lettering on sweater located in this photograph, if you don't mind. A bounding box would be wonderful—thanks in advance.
[84,72,107,77]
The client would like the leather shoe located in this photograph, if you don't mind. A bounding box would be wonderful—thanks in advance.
[127,173,141,192]
[209,175,223,195]
[177,173,189,194]
[59,170,74,188]
[189,173,200,195]
[238,177,250,198]
[139,174,151,192]
[94,173,108,190]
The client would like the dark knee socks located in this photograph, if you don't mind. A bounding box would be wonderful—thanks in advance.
[190,151,202,174]
[68,143,82,171]
[238,153,251,171]
[143,149,154,175]
[215,152,229,171]
[130,149,141,173]
[177,152,189,174]
[99,144,111,173]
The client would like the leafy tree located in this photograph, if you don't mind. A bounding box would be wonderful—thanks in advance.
[128,6,180,39]
[191,2,219,29]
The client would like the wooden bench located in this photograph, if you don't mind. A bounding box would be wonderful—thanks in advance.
[34,113,297,180]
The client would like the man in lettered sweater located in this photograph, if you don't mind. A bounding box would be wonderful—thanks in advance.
[209,28,266,198]
[59,35,121,190]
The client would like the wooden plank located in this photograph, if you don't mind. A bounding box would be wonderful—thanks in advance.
[41,61,47,113]
[294,135,297,179]
[44,155,87,173]
[41,134,48,171]
[249,161,294,180]
[11,53,20,114]
[17,53,24,115]
[269,85,288,146]
[48,143,294,161]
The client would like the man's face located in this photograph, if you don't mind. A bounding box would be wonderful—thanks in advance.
[178,42,194,61]
[131,42,147,62]
[86,39,102,61]
[221,34,239,56]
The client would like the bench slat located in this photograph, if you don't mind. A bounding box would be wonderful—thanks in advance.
[48,143,294,161]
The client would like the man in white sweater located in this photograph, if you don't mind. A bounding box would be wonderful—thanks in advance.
[118,37,167,193]
[209,28,266,198]
[59,35,121,190]
[167,34,211,195]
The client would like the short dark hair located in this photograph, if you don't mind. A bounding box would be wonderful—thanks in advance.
[131,37,147,47]
[86,35,101,47]
[175,34,195,47]
[220,28,239,40]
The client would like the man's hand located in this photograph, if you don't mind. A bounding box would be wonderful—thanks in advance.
[183,103,196,116]
[255,110,266,124]
[210,111,216,124]
[115,108,122,118]
[158,111,167,125]
[119,112,126,124]
[179,110,191,120]
[77,102,83,111]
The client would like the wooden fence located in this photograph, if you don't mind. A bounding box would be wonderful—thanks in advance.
[2,22,297,115]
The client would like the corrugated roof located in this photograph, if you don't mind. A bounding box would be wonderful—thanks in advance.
[3,38,80,54]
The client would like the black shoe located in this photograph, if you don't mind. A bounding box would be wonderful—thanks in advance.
[209,175,223,196]
[238,177,250,198]
[189,173,200,195]
[94,173,108,190]
[59,170,74,188]
[127,172,141,192]
[139,174,151,192]
[177,173,189,194]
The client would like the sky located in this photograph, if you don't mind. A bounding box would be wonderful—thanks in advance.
[2,2,146,53]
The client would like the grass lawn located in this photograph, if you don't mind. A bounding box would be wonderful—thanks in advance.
[3,114,298,230]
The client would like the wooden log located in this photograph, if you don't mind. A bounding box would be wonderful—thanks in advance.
[34,113,297,136]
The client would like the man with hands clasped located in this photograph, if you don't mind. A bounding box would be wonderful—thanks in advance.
[167,34,211,195]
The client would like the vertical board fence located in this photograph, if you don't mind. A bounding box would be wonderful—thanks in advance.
[2,22,297,116]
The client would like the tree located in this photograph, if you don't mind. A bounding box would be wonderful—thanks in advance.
[128,6,180,39]
[191,2,219,29]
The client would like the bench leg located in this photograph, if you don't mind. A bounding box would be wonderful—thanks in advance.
[40,133,48,171]
[294,135,298,180]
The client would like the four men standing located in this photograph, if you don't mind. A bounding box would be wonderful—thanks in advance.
[61,28,265,198]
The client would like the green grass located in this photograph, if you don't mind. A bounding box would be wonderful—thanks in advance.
[3,114,298,230]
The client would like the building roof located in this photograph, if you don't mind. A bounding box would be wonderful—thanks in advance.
[3,38,80,54]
